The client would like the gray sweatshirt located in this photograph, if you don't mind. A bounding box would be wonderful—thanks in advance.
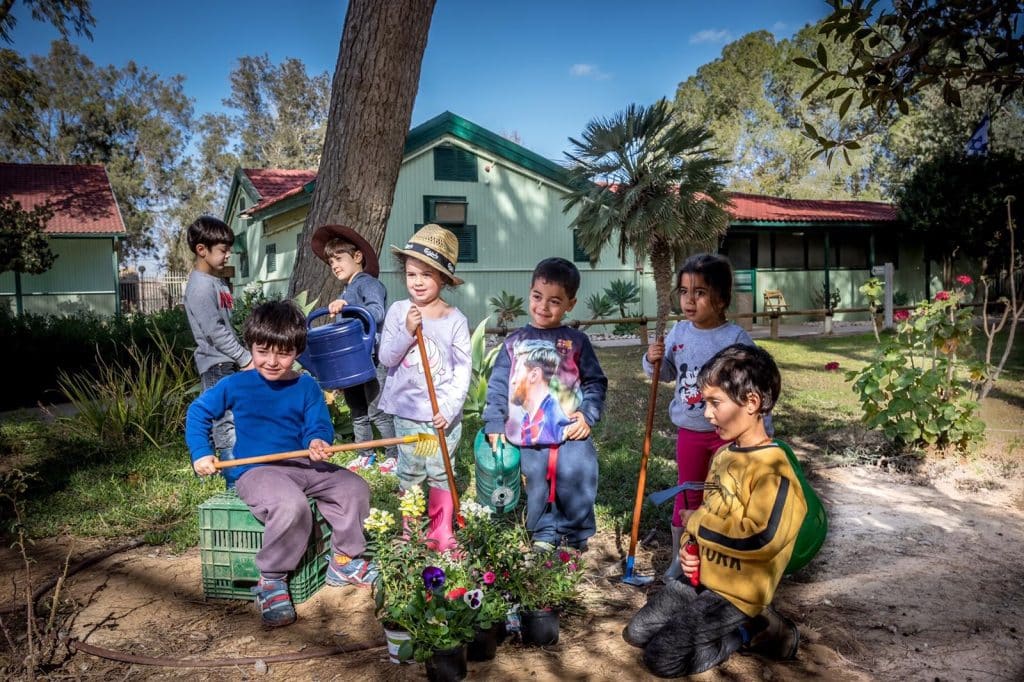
[183,270,252,374]
[642,320,758,432]
[339,271,387,348]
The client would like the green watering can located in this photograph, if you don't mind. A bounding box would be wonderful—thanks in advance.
[778,440,828,573]
[473,429,521,514]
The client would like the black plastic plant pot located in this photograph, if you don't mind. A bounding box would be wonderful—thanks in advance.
[520,608,559,646]
[425,645,467,682]
[467,622,505,661]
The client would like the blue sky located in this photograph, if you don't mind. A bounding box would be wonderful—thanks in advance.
[10,0,830,162]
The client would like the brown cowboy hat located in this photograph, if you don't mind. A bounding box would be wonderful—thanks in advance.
[311,224,380,278]
[390,223,464,285]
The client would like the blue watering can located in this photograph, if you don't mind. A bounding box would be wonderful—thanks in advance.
[299,306,376,390]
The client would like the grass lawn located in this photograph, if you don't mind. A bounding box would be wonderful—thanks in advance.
[2,330,1022,550]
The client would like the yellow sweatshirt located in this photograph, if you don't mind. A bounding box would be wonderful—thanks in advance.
[685,441,807,617]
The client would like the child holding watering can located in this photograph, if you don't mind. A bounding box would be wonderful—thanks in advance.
[186,301,376,628]
[377,224,471,552]
[482,257,608,552]
[644,253,769,580]
[311,224,397,473]
[625,344,805,675]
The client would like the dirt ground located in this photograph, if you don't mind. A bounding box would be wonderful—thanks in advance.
[3,436,1024,681]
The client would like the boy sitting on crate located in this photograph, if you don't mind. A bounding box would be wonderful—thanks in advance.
[186,300,376,628]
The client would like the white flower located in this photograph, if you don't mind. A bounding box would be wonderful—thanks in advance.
[460,500,492,520]
[463,589,483,609]
[363,508,395,534]
[399,486,426,518]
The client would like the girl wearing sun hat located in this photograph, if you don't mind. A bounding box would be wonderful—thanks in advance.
[376,224,471,551]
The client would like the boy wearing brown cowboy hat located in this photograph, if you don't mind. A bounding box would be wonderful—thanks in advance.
[311,224,397,473]
[377,224,471,551]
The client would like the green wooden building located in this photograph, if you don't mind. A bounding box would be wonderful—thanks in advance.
[223,111,927,326]
[0,163,125,316]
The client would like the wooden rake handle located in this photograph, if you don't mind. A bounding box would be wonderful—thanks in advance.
[414,326,464,527]
[212,434,431,470]
[627,337,663,564]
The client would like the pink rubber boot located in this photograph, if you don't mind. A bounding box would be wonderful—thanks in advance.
[426,486,457,552]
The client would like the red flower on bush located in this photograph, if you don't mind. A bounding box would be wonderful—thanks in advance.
[894,310,910,322]
[935,291,950,301]
[824,361,840,371]
[445,586,467,600]
[482,571,496,585]
[956,274,973,286]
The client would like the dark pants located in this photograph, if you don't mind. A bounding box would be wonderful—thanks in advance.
[235,461,371,580]
[520,438,598,548]
[200,362,236,457]
[341,364,396,458]
[625,579,749,677]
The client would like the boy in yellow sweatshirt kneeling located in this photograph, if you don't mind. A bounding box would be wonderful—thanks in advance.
[625,343,806,676]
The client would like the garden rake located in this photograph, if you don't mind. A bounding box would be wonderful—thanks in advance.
[212,433,438,469]
[414,325,465,528]
[622,336,663,587]
[647,481,719,508]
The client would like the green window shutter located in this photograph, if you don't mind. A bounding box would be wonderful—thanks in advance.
[433,147,478,182]
[572,230,589,262]
[266,243,277,273]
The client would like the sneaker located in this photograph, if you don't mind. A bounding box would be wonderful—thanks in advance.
[252,577,296,628]
[531,540,556,554]
[326,556,379,588]
[377,456,398,474]
[345,453,375,471]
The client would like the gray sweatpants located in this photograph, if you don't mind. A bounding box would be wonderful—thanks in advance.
[235,461,370,580]
[200,362,237,456]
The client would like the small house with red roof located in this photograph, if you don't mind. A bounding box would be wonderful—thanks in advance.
[221,112,922,325]
[0,163,126,316]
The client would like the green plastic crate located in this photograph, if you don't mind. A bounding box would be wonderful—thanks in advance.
[199,489,332,604]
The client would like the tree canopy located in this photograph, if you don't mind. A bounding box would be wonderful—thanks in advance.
[0,40,193,258]
[0,196,55,275]
[0,0,94,44]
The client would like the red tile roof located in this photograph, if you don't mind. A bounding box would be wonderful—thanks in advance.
[242,168,317,214]
[0,163,126,235]
[726,192,897,223]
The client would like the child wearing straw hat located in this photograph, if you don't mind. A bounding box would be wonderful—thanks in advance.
[377,224,471,551]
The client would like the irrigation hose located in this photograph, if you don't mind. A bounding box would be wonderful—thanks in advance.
[1,538,387,668]
[68,637,385,668]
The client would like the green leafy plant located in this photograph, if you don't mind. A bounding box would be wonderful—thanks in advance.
[231,280,276,333]
[603,279,641,319]
[811,280,841,312]
[507,544,585,612]
[58,326,196,447]
[847,276,986,451]
[488,291,525,329]
[462,317,500,421]
[403,560,490,662]
[455,500,521,628]
[859,276,884,342]
[586,292,616,323]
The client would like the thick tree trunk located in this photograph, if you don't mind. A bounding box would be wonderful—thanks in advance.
[288,0,436,302]
[649,238,675,340]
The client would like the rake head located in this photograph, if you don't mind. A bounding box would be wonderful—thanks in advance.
[407,433,440,456]
[647,482,719,507]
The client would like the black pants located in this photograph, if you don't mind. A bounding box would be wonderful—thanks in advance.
[625,579,749,677]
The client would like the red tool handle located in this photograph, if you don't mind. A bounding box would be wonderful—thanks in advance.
[684,541,700,587]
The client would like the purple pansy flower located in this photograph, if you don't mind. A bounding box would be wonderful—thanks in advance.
[422,566,445,590]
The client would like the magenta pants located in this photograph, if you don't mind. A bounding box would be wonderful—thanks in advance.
[672,428,729,527]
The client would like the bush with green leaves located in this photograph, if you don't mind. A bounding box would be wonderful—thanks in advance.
[847,277,985,451]
[586,292,615,321]
[462,317,500,421]
[811,280,841,311]
[488,291,525,329]
[604,279,641,318]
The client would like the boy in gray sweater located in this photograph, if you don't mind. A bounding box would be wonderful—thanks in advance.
[182,216,253,462]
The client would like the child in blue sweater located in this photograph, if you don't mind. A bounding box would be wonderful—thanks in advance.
[186,301,375,628]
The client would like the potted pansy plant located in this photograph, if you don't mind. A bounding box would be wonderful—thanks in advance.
[507,544,585,646]
[364,487,437,664]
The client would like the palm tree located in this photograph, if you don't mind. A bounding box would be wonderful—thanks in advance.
[563,99,731,339]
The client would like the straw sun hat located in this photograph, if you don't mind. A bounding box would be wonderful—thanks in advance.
[390,223,464,285]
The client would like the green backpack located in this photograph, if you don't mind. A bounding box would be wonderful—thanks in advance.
[778,440,828,573]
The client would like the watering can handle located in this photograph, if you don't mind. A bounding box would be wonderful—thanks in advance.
[306,307,332,329]
[342,305,377,356]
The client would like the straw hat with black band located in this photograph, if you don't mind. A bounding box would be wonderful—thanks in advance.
[311,224,380,278]
[390,223,464,286]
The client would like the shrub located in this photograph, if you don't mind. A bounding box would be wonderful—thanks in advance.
[847,277,985,451]
[488,291,525,329]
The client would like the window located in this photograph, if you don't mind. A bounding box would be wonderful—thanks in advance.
[873,230,899,268]
[434,146,478,182]
[719,234,755,269]
[233,233,249,278]
[833,233,869,269]
[266,243,277,273]
[421,196,476,262]
[773,233,805,269]
[572,230,589,263]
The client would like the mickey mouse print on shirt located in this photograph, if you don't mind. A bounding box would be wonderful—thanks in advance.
[678,362,704,411]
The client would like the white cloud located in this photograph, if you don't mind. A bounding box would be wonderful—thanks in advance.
[772,21,788,32]
[569,63,610,80]
[689,29,733,45]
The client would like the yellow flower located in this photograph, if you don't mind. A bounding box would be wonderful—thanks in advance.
[364,508,395,535]
[399,486,426,518]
